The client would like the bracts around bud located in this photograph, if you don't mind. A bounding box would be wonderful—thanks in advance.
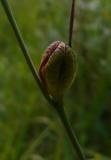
[39,41,76,102]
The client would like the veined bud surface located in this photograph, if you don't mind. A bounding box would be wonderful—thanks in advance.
[39,41,76,101]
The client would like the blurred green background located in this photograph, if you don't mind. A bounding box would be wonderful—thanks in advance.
[0,0,111,159]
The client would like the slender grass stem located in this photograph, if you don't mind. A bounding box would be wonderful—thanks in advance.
[20,127,49,160]
[0,0,86,160]
[68,0,76,47]
[55,105,86,160]
[0,0,52,105]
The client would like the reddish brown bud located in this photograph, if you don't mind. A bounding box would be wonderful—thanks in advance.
[39,41,76,101]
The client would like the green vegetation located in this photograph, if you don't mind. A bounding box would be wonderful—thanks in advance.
[0,0,111,159]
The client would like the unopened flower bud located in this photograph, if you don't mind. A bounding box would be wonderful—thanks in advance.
[39,41,76,101]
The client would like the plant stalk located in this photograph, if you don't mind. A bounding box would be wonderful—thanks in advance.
[0,0,86,160]
[0,0,52,105]
[55,105,86,160]
[68,0,76,47]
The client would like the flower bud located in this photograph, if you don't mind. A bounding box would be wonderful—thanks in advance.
[39,41,76,101]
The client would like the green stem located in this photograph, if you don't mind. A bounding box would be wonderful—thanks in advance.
[0,0,52,105]
[55,105,86,160]
[68,0,76,47]
[0,0,86,160]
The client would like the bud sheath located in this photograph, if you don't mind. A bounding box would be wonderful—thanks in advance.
[39,41,76,101]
